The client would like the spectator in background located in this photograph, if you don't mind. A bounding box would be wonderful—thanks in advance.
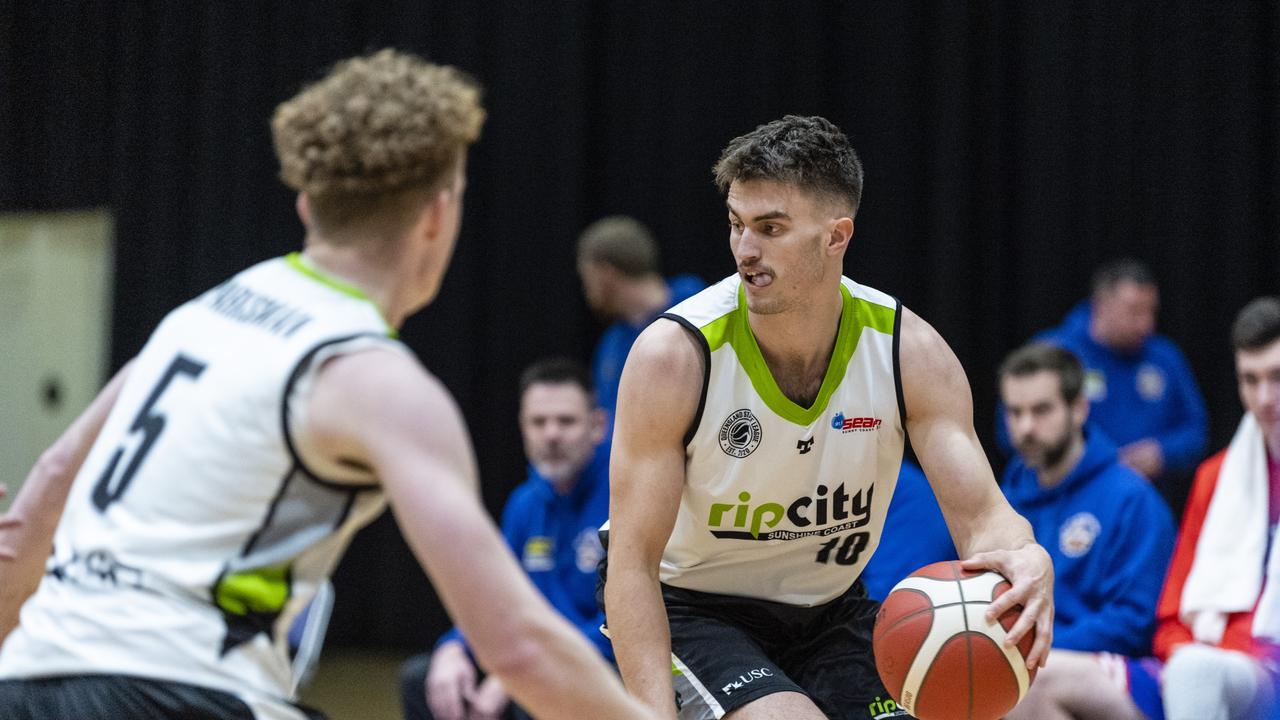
[400,358,612,720]
[1007,299,1280,720]
[857,459,957,601]
[999,259,1207,502]
[576,216,703,421]
[1000,342,1176,720]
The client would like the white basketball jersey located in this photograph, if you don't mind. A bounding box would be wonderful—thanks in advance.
[0,254,401,718]
[659,275,906,606]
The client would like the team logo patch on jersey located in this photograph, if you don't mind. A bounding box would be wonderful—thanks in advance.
[718,409,762,458]
[1084,369,1107,401]
[574,528,604,573]
[1059,511,1101,558]
[1137,363,1166,401]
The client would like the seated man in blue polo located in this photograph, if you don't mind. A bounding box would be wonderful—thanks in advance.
[399,358,612,720]
[999,342,1175,720]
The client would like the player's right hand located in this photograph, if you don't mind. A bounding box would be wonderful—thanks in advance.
[426,640,478,720]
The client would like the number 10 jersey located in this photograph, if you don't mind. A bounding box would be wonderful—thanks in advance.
[658,275,906,607]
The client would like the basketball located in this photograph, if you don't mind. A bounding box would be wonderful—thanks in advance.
[872,561,1037,720]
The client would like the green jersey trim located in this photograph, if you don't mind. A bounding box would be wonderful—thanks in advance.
[284,252,397,338]
[700,284,896,425]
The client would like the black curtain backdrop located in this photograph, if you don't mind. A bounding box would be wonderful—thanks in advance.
[3,2,1277,650]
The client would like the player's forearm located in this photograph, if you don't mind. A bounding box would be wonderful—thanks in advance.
[0,362,131,642]
[0,450,77,641]
[605,565,679,719]
[474,608,655,720]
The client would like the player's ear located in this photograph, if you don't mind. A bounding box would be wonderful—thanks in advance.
[590,407,608,445]
[1071,392,1090,426]
[827,216,853,256]
[295,193,313,229]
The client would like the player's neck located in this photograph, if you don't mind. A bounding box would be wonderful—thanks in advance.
[300,243,411,329]
[749,289,844,382]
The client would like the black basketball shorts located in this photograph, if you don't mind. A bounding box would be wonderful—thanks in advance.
[0,674,327,720]
[662,581,912,720]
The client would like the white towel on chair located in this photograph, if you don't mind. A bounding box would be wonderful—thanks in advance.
[1181,413,1280,642]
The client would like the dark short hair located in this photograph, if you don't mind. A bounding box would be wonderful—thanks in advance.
[1091,258,1157,296]
[998,342,1085,404]
[1232,297,1280,351]
[519,357,594,401]
[712,115,864,216]
[576,216,660,277]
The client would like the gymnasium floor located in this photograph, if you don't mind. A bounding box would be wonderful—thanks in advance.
[302,648,406,720]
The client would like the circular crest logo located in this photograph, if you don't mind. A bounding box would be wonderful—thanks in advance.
[1137,363,1166,402]
[1059,511,1101,558]
[718,409,762,458]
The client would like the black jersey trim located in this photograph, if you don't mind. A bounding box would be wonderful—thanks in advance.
[658,313,711,448]
[891,298,907,430]
[280,333,388,491]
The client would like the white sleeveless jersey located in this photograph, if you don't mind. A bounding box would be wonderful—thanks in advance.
[0,254,401,718]
[659,275,906,606]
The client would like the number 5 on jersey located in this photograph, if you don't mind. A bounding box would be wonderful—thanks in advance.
[91,355,207,512]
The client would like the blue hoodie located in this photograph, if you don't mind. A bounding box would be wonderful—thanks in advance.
[436,445,613,660]
[998,301,1208,480]
[593,274,705,421]
[1002,427,1175,656]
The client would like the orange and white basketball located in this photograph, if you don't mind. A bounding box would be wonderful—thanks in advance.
[872,561,1037,720]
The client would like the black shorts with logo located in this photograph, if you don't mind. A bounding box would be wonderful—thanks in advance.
[662,581,911,720]
[0,674,326,720]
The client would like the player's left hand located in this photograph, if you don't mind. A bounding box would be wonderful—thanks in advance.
[961,543,1054,670]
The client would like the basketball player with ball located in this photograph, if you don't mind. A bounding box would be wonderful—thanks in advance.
[603,115,1054,720]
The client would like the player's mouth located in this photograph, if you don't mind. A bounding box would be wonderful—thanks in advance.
[742,270,773,288]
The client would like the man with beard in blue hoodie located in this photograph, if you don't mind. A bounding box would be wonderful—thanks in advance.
[1000,342,1175,720]
[998,259,1207,509]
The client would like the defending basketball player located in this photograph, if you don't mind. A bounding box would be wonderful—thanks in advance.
[0,50,654,720]
[603,115,1054,720]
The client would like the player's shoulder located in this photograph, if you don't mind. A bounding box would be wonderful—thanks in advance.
[665,274,739,327]
[897,306,956,371]
[629,317,705,375]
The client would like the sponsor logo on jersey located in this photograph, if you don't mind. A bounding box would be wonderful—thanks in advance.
[722,667,774,695]
[831,412,882,433]
[868,696,910,718]
[522,536,555,571]
[1059,511,1101,558]
[718,409,762,458]
[706,483,875,540]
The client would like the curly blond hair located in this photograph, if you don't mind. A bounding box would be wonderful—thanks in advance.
[272,49,485,234]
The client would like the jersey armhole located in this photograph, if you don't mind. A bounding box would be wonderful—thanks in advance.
[281,333,398,491]
[891,297,908,430]
[658,313,711,448]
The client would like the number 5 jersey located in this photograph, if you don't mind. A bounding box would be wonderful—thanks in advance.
[0,254,402,718]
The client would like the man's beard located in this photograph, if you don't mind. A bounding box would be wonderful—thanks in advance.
[1017,432,1072,470]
